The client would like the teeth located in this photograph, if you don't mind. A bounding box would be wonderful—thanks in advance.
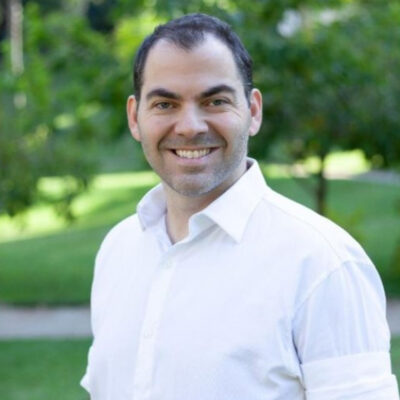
[175,149,211,159]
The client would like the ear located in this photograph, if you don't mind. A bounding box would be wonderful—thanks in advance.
[248,88,262,137]
[127,95,141,142]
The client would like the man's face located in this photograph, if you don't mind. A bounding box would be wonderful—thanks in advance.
[127,35,262,201]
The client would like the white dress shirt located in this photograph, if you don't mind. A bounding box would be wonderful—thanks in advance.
[81,159,399,399]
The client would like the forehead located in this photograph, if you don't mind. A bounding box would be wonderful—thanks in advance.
[141,35,242,95]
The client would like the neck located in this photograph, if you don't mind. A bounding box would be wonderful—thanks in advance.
[163,160,249,243]
[164,188,218,244]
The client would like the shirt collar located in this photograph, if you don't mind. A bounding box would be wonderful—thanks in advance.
[195,158,268,243]
[137,158,268,243]
[137,183,166,230]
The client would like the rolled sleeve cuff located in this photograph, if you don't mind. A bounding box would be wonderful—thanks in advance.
[301,352,399,400]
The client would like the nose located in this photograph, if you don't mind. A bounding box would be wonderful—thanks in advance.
[173,105,208,138]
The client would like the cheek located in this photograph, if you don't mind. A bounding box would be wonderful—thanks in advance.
[210,113,250,140]
[142,117,174,143]
[146,111,175,126]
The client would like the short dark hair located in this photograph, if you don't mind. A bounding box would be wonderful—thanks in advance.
[133,13,253,103]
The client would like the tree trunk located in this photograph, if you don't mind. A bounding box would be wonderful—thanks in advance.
[8,0,24,75]
[315,153,328,216]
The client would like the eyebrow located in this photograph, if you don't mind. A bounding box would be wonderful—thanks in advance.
[146,88,182,101]
[199,84,236,99]
[145,84,236,102]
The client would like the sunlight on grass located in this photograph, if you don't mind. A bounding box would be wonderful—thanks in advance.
[92,170,159,189]
[297,149,370,175]
[0,206,65,243]
[261,164,294,178]
[261,150,370,178]
[38,175,83,198]
[0,149,378,243]
[0,171,160,243]
[325,150,370,174]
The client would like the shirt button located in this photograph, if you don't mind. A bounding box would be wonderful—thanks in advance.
[143,324,156,339]
[143,331,153,339]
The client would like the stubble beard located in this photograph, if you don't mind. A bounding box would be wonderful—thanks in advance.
[141,130,250,199]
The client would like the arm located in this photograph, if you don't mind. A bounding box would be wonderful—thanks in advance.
[293,261,399,399]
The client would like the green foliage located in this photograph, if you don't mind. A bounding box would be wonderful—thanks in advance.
[219,1,400,213]
[1,4,105,218]
[114,12,165,63]
[0,1,169,219]
[2,0,400,220]
[243,3,400,166]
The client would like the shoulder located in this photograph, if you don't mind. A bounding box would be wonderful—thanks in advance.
[256,187,371,267]
[104,213,142,239]
[248,187,378,309]
[97,214,141,255]
[253,189,388,339]
[93,214,143,280]
[90,214,143,327]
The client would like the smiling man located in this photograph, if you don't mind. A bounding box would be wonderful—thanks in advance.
[81,14,399,400]
[127,31,261,242]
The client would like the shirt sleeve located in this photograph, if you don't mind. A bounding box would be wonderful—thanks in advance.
[292,260,399,399]
[79,233,108,395]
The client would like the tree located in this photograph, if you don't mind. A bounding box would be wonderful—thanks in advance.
[0,0,164,219]
[232,2,400,214]
[2,0,400,219]
[0,3,121,218]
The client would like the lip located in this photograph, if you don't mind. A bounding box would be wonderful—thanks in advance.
[167,147,219,166]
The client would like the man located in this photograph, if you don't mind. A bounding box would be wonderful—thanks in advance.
[81,13,399,399]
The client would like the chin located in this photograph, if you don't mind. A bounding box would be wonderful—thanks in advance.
[169,178,221,198]
[173,185,214,198]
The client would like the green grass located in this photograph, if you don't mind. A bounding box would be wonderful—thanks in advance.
[0,167,399,305]
[0,337,399,399]
[0,172,159,305]
[392,337,400,378]
[0,339,90,400]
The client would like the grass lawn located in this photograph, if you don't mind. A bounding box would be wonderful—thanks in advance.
[0,172,158,305]
[0,339,91,400]
[0,166,399,305]
[0,337,399,399]
[392,337,400,379]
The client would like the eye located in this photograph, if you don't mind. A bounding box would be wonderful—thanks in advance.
[207,98,229,107]
[155,101,173,110]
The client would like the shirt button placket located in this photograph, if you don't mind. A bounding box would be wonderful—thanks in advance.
[131,257,176,400]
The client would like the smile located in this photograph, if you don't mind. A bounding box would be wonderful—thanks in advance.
[175,149,212,159]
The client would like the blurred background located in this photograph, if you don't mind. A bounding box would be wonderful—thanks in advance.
[0,0,399,398]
